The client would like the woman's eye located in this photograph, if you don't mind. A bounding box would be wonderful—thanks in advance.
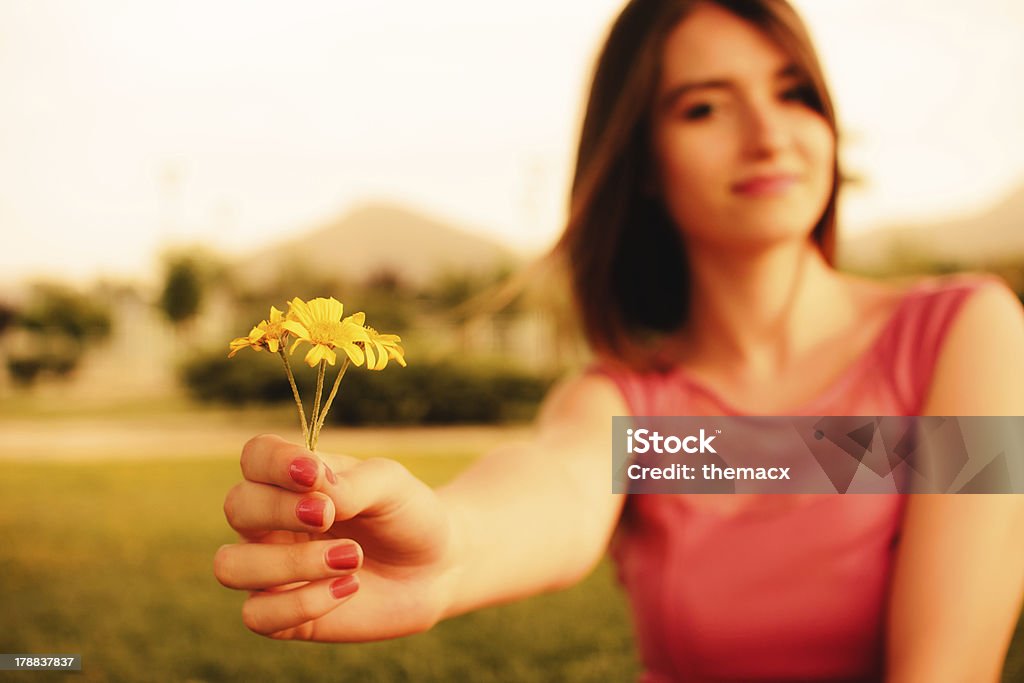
[780,84,816,107]
[682,103,713,121]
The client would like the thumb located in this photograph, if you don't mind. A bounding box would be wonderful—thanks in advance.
[325,457,419,521]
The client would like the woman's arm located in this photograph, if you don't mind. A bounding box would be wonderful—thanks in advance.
[438,372,629,617]
[887,281,1024,683]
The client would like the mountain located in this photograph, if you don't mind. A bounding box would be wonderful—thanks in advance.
[840,183,1024,269]
[239,202,525,286]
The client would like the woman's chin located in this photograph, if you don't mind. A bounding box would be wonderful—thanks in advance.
[684,222,818,253]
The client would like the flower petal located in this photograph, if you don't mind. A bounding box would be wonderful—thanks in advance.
[362,342,378,370]
[308,297,343,323]
[281,320,310,340]
[325,297,344,321]
[304,344,325,367]
[372,341,388,370]
[340,320,370,344]
[341,342,365,367]
[387,345,406,367]
[227,337,251,358]
[288,298,314,329]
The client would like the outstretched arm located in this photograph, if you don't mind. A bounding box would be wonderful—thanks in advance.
[438,372,629,618]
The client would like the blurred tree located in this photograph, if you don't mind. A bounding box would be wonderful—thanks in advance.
[6,283,113,387]
[157,246,230,337]
[17,283,112,344]
[0,300,18,392]
[357,267,414,332]
[0,301,15,337]
[233,255,349,307]
[159,254,205,333]
[364,266,408,296]
[429,270,478,312]
[425,263,521,319]
[227,259,353,337]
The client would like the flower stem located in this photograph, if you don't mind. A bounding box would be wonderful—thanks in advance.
[278,349,310,449]
[310,359,327,451]
[313,357,350,443]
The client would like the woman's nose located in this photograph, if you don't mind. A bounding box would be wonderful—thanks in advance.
[741,101,789,159]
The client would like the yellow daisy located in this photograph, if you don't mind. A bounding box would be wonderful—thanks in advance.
[227,306,288,357]
[282,297,369,367]
[361,326,406,370]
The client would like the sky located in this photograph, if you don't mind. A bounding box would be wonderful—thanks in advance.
[2,0,1023,284]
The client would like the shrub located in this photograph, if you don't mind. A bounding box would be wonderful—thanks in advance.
[180,350,289,405]
[179,350,554,425]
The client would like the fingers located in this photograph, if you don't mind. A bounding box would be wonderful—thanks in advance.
[214,540,363,590]
[224,481,335,536]
[240,574,360,637]
[240,434,359,492]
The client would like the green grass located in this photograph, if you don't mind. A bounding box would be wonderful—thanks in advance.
[0,456,1021,682]
[0,456,638,683]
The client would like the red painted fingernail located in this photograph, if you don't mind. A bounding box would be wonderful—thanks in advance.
[324,466,337,485]
[289,457,318,487]
[330,575,359,599]
[326,543,360,570]
[296,497,325,527]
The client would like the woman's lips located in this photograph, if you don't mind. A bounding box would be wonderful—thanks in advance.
[731,174,798,197]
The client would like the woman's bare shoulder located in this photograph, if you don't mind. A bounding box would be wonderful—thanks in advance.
[537,368,631,427]
[915,274,1024,414]
[837,271,1001,323]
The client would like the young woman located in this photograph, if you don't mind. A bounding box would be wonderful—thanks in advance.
[214,1,1024,680]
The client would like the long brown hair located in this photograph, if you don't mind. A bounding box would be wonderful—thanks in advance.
[555,0,839,369]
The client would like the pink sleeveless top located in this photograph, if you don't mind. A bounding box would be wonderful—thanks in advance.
[593,274,995,683]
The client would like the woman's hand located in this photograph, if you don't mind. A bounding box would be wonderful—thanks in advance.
[214,434,458,642]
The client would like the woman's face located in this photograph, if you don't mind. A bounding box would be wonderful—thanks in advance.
[651,4,835,251]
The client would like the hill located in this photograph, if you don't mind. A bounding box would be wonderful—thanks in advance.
[239,202,525,286]
[840,183,1024,269]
